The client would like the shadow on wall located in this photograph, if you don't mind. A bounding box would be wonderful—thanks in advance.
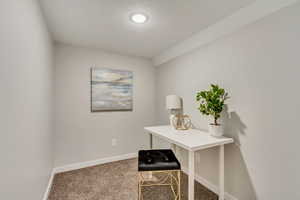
[222,105,258,200]
[222,105,246,146]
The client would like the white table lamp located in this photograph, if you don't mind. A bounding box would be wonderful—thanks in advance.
[166,95,181,110]
[166,95,181,128]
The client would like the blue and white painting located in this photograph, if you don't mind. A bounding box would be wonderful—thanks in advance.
[91,68,133,111]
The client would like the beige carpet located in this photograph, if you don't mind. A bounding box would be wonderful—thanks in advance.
[48,158,217,200]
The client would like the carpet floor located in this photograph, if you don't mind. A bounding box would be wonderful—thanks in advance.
[48,158,218,200]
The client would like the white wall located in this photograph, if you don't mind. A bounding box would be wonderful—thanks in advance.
[54,44,155,167]
[0,1,54,200]
[155,3,300,200]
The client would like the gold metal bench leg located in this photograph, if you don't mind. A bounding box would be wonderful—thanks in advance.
[178,171,181,200]
[138,170,181,200]
[138,172,141,200]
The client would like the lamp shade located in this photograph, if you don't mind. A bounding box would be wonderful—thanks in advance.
[166,95,181,110]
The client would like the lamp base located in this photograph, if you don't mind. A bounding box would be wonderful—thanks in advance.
[169,114,176,129]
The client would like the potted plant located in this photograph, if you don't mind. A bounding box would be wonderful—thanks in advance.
[196,84,229,137]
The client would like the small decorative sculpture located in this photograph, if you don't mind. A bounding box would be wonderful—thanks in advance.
[172,114,192,130]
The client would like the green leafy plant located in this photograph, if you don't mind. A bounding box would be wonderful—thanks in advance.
[196,84,229,125]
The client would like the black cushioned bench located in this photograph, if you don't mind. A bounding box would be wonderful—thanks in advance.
[137,149,181,200]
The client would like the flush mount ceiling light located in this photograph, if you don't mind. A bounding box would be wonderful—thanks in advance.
[130,13,148,24]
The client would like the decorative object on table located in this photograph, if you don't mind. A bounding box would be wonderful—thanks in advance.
[166,95,192,130]
[196,84,229,137]
[172,114,192,130]
[91,68,133,112]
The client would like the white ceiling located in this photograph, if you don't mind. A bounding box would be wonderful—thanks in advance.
[40,0,254,58]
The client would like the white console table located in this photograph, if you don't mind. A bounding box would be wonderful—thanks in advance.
[144,125,234,200]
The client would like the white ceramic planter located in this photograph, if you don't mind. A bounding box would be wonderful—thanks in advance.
[208,124,224,137]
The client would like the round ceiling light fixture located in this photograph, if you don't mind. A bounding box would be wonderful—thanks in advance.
[130,13,148,24]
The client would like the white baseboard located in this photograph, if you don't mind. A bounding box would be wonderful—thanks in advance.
[53,152,138,174]
[182,167,238,200]
[42,169,55,200]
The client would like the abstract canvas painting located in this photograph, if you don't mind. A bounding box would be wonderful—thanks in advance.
[91,68,133,111]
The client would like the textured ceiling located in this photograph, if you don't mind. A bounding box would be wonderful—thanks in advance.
[40,0,254,58]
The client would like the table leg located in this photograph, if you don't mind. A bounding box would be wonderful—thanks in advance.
[149,133,153,149]
[219,145,225,200]
[188,151,195,200]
